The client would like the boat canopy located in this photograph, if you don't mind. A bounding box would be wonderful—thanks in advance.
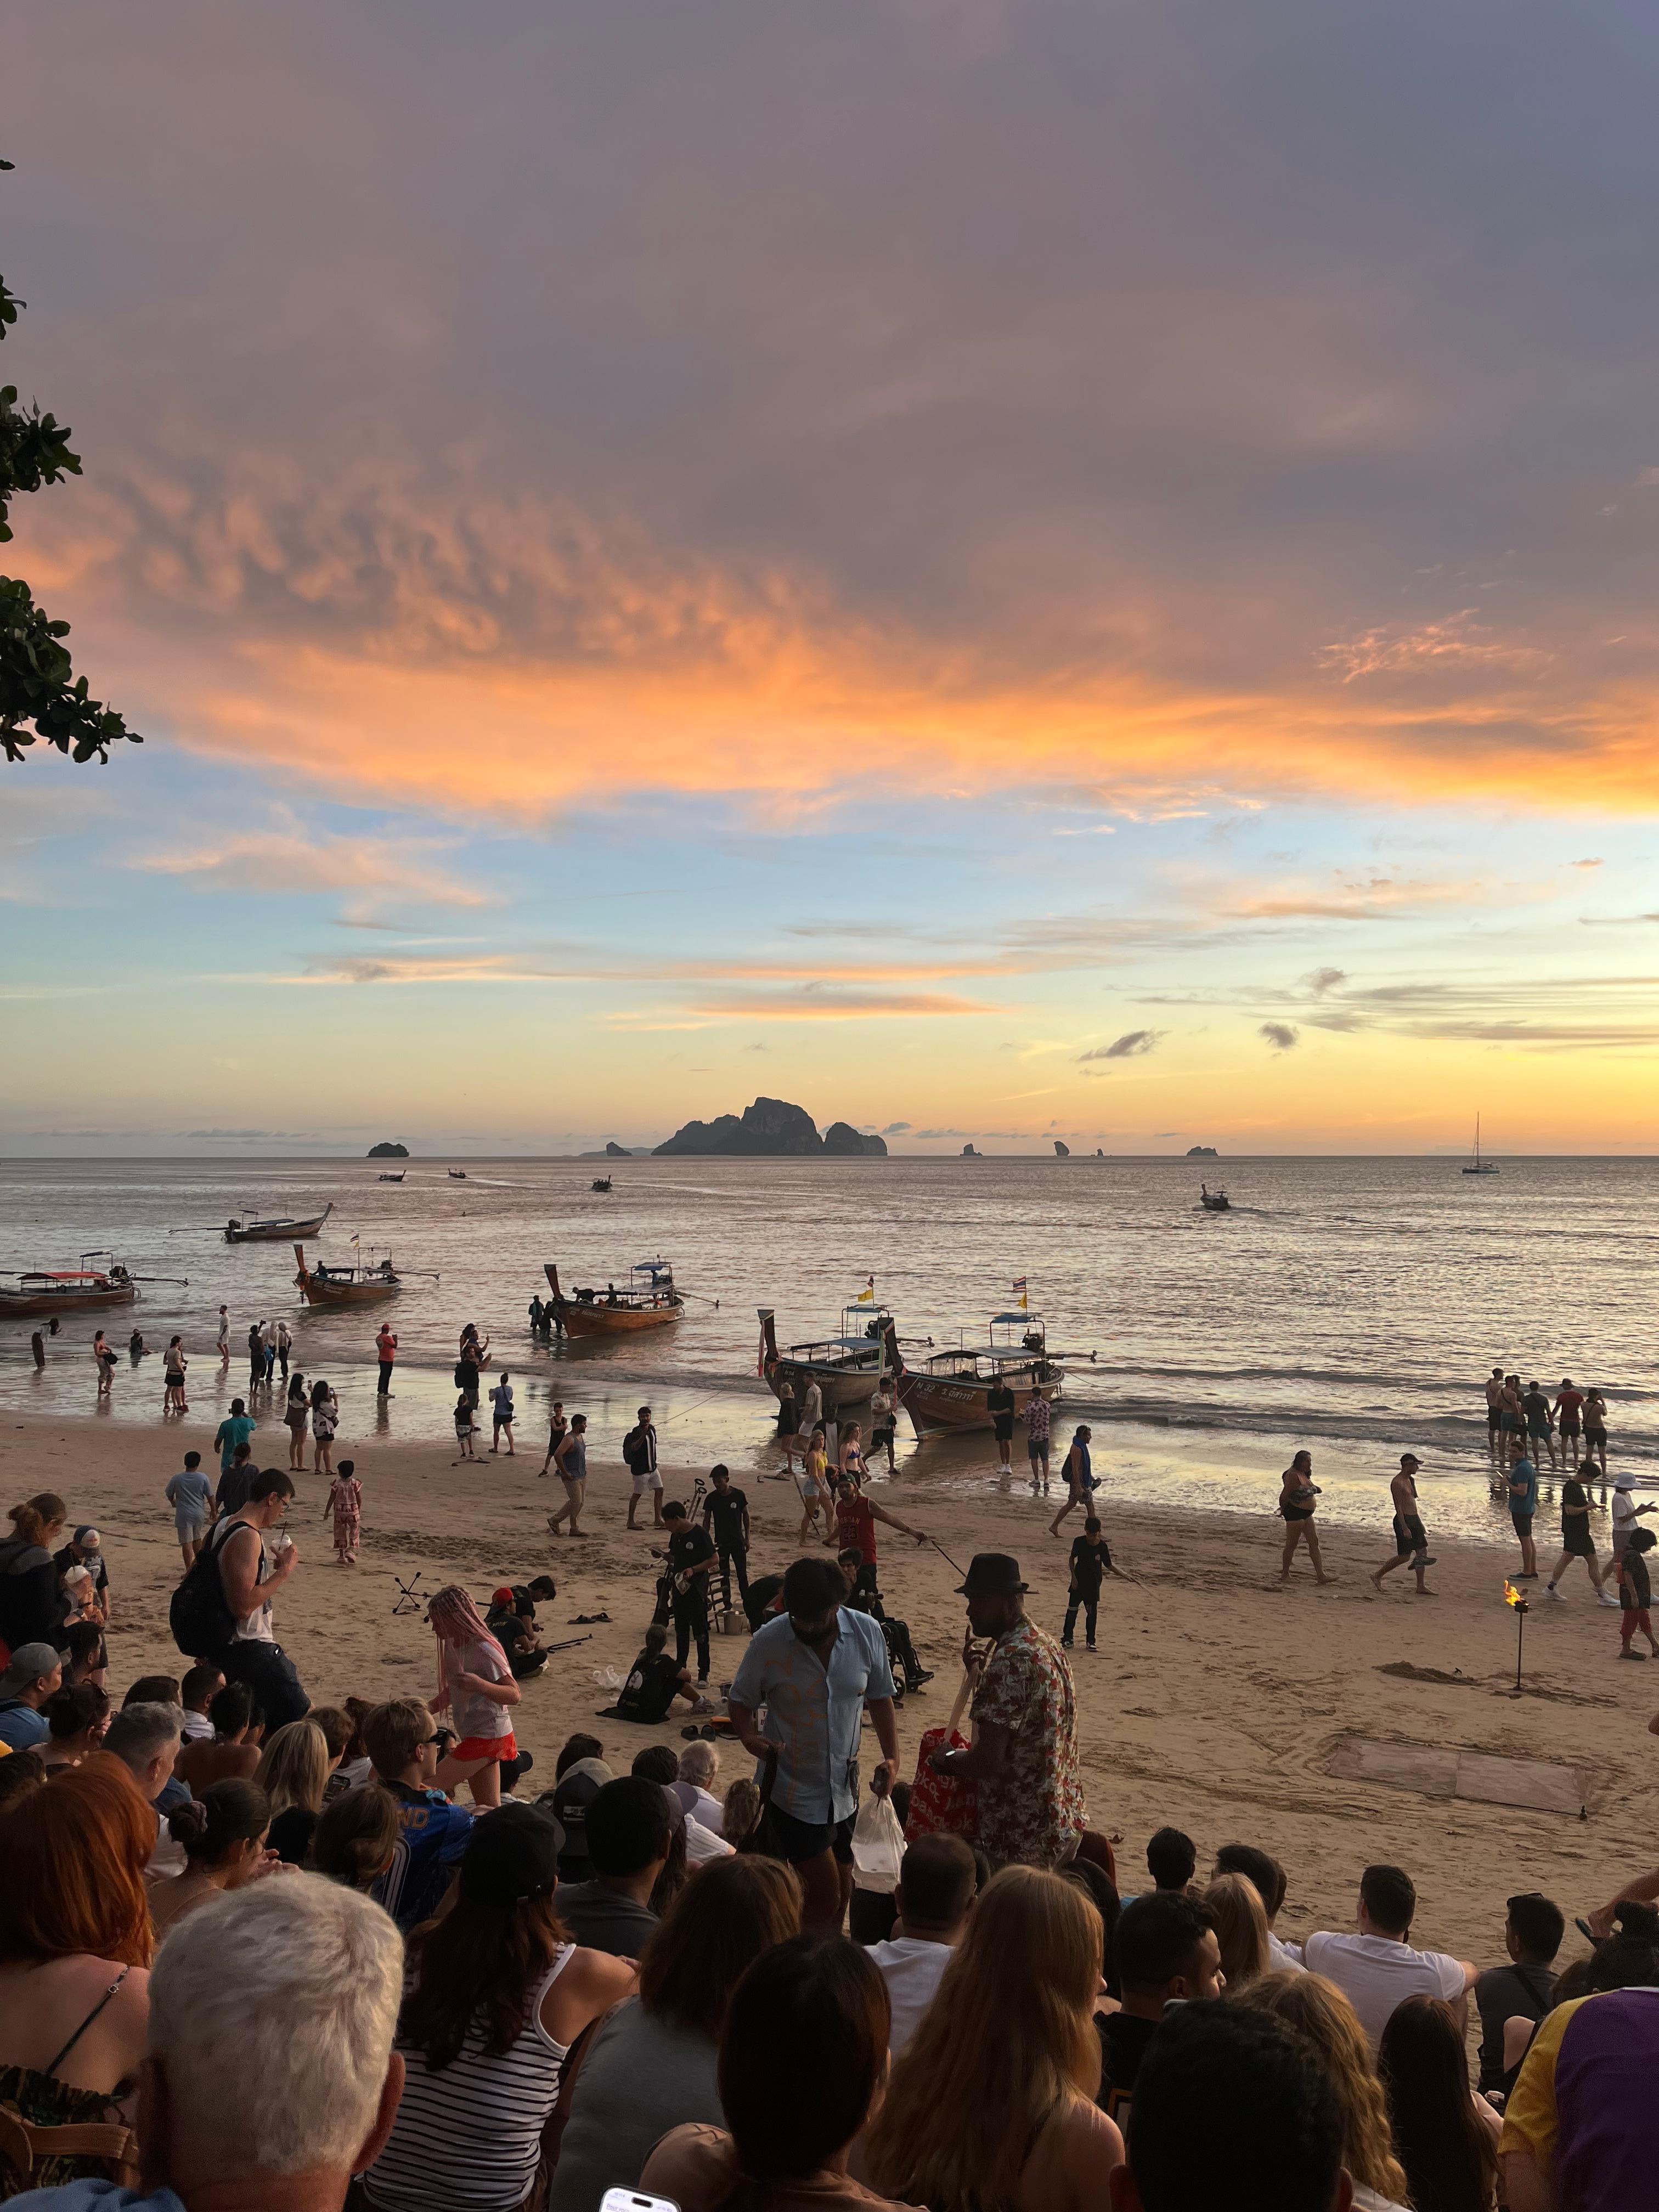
[19,1270,111,1285]
[633,1259,675,1276]
[989,1310,1043,1325]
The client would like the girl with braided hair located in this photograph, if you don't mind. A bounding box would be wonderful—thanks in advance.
[428,1583,522,1808]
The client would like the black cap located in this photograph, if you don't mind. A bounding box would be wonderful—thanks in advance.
[458,1803,565,1906]
[957,1552,1029,1596]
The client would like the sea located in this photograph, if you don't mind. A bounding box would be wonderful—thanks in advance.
[3,1153,1655,1545]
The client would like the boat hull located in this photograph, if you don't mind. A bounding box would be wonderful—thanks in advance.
[0,1283,138,1317]
[765,1357,885,1414]
[897,1367,1059,1439]
[557,1299,681,1337]
[292,1243,399,1304]
[225,1211,332,1244]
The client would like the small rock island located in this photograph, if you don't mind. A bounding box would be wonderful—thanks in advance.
[654,1098,887,1157]
[367,1141,410,1158]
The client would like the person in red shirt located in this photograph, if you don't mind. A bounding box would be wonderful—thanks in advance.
[375,1322,398,1398]
[1554,1378,1585,1452]
[832,1472,927,1568]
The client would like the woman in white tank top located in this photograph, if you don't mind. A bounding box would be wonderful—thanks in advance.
[363,1804,636,2212]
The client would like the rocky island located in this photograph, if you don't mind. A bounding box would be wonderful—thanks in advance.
[654,1097,887,1157]
[367,1141,410,1158]
[1186,1144,1220,1158]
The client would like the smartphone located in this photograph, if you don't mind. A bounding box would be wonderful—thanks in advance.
[1575,1916,1598,1945]
[600,2194,678,2212]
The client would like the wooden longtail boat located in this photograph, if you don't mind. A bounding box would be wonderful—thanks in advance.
[293,1242,401,1304]
[0,1263,140,1317]
[225,1203,333,1244]
[544,1260,682,1336]
[891,1311,1064,1440]
[757,1303,896,1415]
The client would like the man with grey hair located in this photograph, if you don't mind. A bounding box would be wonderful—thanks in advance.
[104,1702,185,1805]
[673,1739,722,1830]
[7,1875,406,2212]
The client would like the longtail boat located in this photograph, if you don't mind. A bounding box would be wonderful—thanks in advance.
[757,1302,896,1415]
[0,1262,139,1317]
[891,1310,1064,1439]
[225,1202,333,1244]
[545,1260,682,1336]
[293,1242,401,1304]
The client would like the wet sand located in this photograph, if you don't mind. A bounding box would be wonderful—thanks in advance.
[8,1411,1656,1967]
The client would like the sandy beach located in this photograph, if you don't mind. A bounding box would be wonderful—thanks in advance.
[8,1410,1656,1966]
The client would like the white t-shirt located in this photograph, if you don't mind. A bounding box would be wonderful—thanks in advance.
[1613,1492,1638,1549]
[1301,1931,1466,2050]
[180,1709,215,1743]
[684,1818,733,1866]
[452,1638,514,1743]
[867,1937,954,2054]
[1267,1931,1306,1974]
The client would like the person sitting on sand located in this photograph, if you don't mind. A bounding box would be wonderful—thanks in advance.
[1302,1861,1475,2053]
[1278,1452,1331,1585]
[486,1585,550,1678]
[1098,1892,1225,2111]
[153,1780,280,1939]
[613,1621,707,1723]
[1370,1454,1437,1596]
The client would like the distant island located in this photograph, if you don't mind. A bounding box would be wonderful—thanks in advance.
[654,1097,887,1157]
[1186,1145,1219,1158]
[961,1143,981,1158]
[1053,1140,1070,1158]
[367,1141,410,1158]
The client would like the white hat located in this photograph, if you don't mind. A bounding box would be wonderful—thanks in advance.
[1615,1476,1635,1492]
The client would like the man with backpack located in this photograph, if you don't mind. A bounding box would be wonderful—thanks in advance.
[173,1466,310,1727]
[623,1404,663,1530]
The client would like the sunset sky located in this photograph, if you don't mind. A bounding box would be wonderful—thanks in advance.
[6,1,1659,1154]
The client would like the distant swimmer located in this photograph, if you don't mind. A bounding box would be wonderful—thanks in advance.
[1370,1454,1437,1596]
[1278,1451,1332,1585]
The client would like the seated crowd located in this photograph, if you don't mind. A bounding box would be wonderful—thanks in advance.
[1,1521,1654,2212]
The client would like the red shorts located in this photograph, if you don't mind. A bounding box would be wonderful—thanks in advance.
[449,1731,516,1764]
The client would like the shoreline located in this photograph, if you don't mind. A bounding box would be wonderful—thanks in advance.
[5,1408,1658,1967]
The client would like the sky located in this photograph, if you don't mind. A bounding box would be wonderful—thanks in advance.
[4,0,1659,1155]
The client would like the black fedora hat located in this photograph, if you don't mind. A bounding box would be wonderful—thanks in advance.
[956,1552,1029,1596]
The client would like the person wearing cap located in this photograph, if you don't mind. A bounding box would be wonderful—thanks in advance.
[727,1554,901,1931]
[362,1804,635,2212]
[1611,1475,1657,1561]
[486,1585,549,1678]
[929,1554,1083,1870]
[0,1641,64,1749]
[52,1526,110,1624]
[1370,1454,1437,1596]
[544,1754,613,1882]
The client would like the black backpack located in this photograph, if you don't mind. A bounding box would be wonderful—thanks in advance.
[622,1424,647,1474]
[168,1518,241,1660]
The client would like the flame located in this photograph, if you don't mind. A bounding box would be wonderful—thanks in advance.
[1504,1580,1525,1609]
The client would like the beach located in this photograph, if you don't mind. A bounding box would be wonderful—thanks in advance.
[13,1408,1656,1967]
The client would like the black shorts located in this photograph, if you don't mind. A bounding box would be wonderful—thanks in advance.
[994,1418,1015,1443]
[769,1804,856,1866]
[1511,1513,1534,1540]
[1585,1429,1607,1447]
[1560,1423,1582,1440]
[1563,1528,1595,1559]
[1028,1437,1049,1460]
[1487,1407,1502,1431]
[1393,1513,1428,1558]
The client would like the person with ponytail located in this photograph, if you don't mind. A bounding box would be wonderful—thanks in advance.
[642,1934,920,2212]
[0,1493,69,1663]
[151,1780,279,1939]
[362,1804,635,2212]
[427,1584,522,1807]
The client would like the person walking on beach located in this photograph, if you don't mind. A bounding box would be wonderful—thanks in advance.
[838,1419,868,1483]
[1615,1529,1659,1660]
[798,1424,832,1543]
[1508,1454,1539,1579]
[216,1396,256,1479]
[1521,1379,1556,1471]
[453,1388,480,1460]
[428,1582,522,1807]
[1025,1386,1052,1490]
[1370,1454,1437,1596]
[375,1319,398,1397]
[163,1334,189,1415]
[311,1376,339,1480]
[211,1464,310,1725]
[986,1376,1017,1477]
[1612,1474,1657,1562]
[167,1451,213,1573]
[261,1315,279,1385]
[624,1404,662,1529]
[285,1370,309,1469]
[869,1380,898,1472]
[217,1304,230,1370]
[489,1372,516,1454]
[1062,1516,1111,1650]
[1542,1463,1621,1607]
[1279,1450,1331,1584]
[247,1321,265,1395]
[548,1412,589,1536]
[1048,1426,1096,1537]
[324,1458,363,1566]
[540,1398,567,1479]
[92,1328,116,1396]
[1485,1368,1506,1467]
[1583,1387,1610,1476]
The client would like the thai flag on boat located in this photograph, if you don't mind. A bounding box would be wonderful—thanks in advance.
[855,1274,876,1303]
[1012,1276,1028,1310]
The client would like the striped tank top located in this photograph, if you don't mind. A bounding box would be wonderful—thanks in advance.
[362,1946,575,2212]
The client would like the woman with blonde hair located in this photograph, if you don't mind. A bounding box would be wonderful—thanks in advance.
[861,1865,1124,2212]
[1235,1969,1410,2211]
[252,1717,331,1864]
[1201,1871,1271,1991]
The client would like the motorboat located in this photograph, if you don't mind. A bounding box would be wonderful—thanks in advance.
[1199,1183,1231,1212]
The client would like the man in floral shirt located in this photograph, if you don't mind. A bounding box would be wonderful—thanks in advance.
[928,1553,1082,1867]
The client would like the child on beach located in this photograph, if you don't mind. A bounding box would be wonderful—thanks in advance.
[428,1582,522,1807]
[454,1391,479,1459]
[311,1378,338,1480]
[324,1459,363,1566]
[1616,1528,1658,1660]
[166,1450,214,1572]
[799,1424,832,1543]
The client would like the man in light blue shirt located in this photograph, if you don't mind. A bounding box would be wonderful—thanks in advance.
[729,1554,900,1930]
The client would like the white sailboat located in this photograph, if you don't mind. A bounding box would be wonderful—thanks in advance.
[1462,1114,1500,1176]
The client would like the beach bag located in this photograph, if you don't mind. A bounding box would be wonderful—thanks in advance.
[168,1519,239,1660]
[622,1424,648,1475]
[850,1789,906,1893]
[903,1669,979,1844]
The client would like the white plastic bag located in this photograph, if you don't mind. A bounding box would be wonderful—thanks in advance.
[592,1666,623,1691]
[850,1790,906,1892]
